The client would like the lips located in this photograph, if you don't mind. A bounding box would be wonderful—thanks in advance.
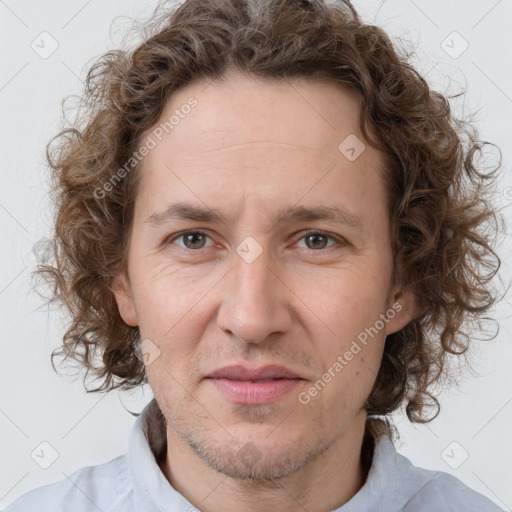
[206,364,304,404]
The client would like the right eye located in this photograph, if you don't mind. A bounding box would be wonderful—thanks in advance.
[165,230,215,251]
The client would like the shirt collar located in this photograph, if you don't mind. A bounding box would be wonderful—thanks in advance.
[128,398,432,512]
[128,399,195,511]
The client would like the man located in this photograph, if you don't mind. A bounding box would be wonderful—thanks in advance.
[6,0,504,510]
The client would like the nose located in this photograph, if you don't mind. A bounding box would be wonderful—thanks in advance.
[216,244,293,345]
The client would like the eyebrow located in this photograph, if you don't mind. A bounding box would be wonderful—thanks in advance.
[144,202,363,230]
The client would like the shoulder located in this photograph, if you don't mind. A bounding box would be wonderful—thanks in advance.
[401,461,504,511]
[4,455,133,512]
[364,434,505,512]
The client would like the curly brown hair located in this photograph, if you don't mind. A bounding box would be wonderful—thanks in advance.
[33,0,502,434]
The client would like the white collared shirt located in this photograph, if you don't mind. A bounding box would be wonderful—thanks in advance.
[4,399,504,511]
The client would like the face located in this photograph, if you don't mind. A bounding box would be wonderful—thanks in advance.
[113,71,415,480]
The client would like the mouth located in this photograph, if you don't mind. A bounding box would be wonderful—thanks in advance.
[205,365,304,404]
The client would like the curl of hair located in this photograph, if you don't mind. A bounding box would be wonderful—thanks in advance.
[33,0,503,432]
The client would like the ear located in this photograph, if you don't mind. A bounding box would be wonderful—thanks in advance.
[384,285,418,335]
[112,268,139,327]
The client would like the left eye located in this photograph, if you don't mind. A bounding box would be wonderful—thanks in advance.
[296,231,339,250]
[167,230,340,251]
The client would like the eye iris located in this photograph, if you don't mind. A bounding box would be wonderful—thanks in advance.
[306,234,328,249]
[184,232,206,249]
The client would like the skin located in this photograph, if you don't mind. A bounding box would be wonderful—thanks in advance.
[113,70,416,512]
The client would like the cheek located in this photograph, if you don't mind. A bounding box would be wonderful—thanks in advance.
[307,269,389,338]
[133,257,202,306]
[316,334,385,416]
[129,262,213,349]
[305,269,389,389]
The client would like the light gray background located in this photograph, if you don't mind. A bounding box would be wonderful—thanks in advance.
[1,0,511,509]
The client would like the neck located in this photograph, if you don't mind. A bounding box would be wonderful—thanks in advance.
[159,411,373,512]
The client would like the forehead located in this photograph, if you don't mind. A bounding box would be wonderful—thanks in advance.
[134,72,388,228]
[148,73,364,157]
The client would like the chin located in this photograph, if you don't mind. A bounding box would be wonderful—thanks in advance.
[189,436,325,481]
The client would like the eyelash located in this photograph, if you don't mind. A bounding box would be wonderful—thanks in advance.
[165,230,344,252]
